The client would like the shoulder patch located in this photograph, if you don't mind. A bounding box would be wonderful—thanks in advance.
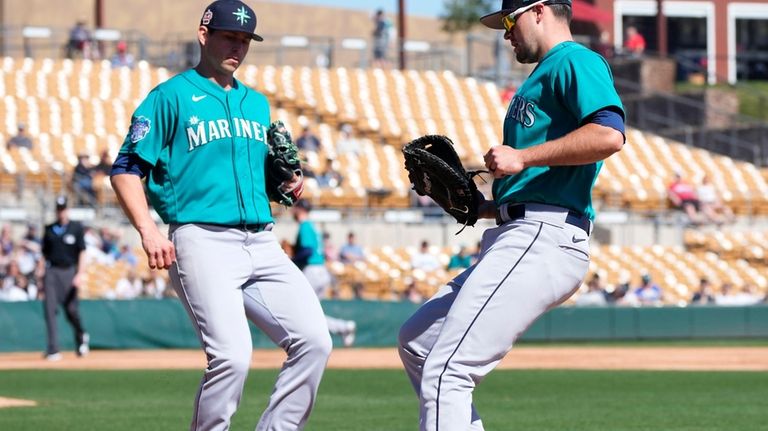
[129,116,151,143]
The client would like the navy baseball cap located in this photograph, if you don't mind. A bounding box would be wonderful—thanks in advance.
[200,0,263,42]
[480,0,572,29]
[55,195,68,210]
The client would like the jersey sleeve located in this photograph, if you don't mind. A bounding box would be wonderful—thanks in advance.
[553,49,625,124]
[118,87,176,166]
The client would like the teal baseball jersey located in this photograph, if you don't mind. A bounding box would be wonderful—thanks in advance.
[493,41,624,220]
[118,68,273,225]
[295,220,325,267]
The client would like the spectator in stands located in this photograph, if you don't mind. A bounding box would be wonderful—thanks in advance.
[690,277,715,304]
[401,278,424,304]
[628,273,663,306]
[143,268,168,299]
[414,193,438,210]
[339,231,365,264]
[624,25,646,57]
[94,149,113,177]
[575,273,608,306]
[99,227,120,260]
[111,267,144,300]
[667,172,704,225]
[296,125,321,152]
[14,239,40,284]
[371,9,394,68]
[0,245,10,278]
[66,20,92,59]
[23,223,41,246]
[696,175,734,225]
[83,226,111,264]
[7,123,33,150]
[605,279,629,304]
[336,123,359,155]
[715,282,763,306]
[411,240,440,272]
[110,40,135,69]
[1,224,14,255]
[322,231,339,263]
[446,245,472,270]
[316,158,344,188]
[0,260,35,301]
[116,244,138,268]
[72,153,97,206]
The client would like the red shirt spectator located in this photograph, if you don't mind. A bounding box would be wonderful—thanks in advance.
[624,26,646,56]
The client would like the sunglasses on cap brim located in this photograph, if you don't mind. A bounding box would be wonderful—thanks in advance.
[501,0,569,32]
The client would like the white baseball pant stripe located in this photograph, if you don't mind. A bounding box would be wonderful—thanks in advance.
[398,205,590,431]
[169,224,332,431]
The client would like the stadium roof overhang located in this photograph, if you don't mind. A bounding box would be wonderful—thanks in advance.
[572,0,613,23]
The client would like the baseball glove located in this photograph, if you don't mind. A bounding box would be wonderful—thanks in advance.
[266,120,304,206]
[402,135,484,233]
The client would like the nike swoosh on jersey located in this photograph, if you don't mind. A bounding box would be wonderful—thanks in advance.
[192,95,207,102]
[572,235,586,243]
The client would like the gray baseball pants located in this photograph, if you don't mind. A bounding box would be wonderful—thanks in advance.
[398,204,591,431]
[169,224,332,431]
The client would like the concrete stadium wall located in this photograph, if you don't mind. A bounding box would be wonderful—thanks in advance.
[5,0,447,42]
[2,300,766,352]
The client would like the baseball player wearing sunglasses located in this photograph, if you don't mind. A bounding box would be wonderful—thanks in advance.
[397,0,626,430]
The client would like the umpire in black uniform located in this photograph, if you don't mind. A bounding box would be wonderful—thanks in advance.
[41,195,89,360]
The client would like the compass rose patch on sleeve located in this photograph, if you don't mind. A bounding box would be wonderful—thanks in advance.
[129,116,151,143]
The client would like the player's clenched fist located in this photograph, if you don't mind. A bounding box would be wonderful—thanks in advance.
[484,145,525,178]
[140,229,176,270]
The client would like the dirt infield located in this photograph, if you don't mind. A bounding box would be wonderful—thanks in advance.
[1,346,767,371]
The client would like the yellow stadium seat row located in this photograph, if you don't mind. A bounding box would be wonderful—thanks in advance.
[2,58,768,214]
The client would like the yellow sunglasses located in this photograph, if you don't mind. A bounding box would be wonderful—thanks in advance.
[501,0,551,32]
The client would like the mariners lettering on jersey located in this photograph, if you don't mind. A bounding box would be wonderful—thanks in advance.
[506,95,536,128]
[186,116,269,152]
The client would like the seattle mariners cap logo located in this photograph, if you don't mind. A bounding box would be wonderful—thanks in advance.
[200,0,264,42]
[480,0,572,29]
[232,6,250,25]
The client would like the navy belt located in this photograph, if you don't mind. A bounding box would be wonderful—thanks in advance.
[212,223,274,233]
[496,204,591,235]
[240,223,273,233]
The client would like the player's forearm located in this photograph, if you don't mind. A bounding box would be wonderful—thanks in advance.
[110,173,158,236]
[521,124,624,167]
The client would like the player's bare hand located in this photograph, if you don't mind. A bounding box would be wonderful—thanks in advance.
[140,229,176,270]
[484,146,525,178]
[72,272,84,288]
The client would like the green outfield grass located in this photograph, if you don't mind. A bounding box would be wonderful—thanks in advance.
[1,369,767,431]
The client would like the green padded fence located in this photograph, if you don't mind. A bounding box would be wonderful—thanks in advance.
[0,300,766,352]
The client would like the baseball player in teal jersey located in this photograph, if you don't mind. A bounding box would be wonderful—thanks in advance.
[110,1,331,430]
[291,200,357,346]
[398,0,625,429]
